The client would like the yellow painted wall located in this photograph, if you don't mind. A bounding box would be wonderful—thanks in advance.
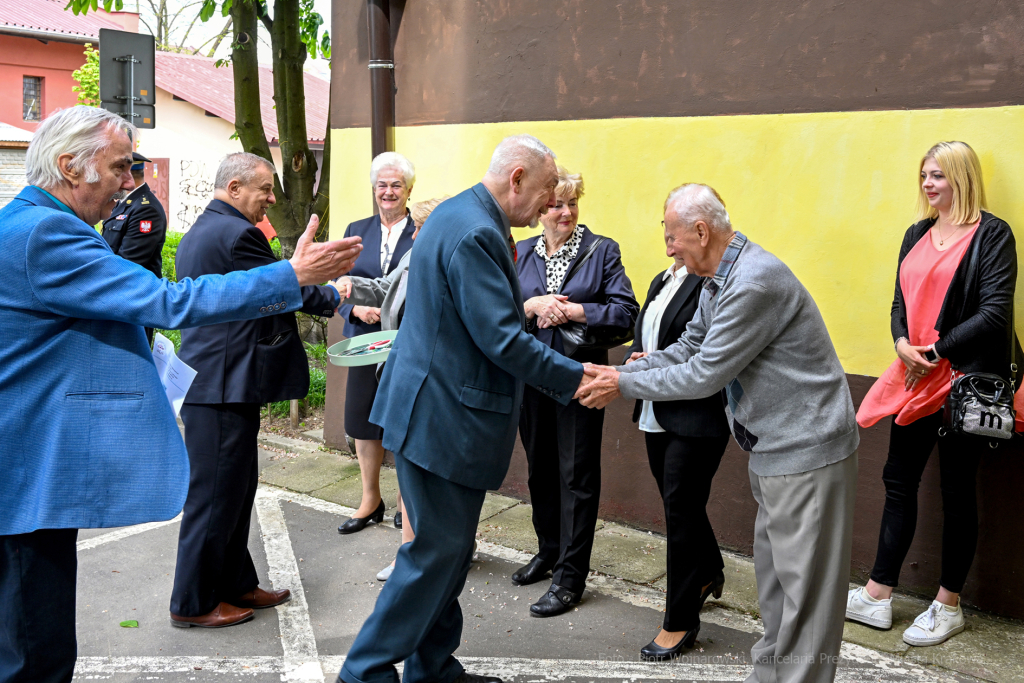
[330,106,1024,377]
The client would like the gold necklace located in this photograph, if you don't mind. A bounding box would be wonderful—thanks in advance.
[937,223,960,246]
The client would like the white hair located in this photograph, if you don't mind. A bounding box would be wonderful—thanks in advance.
[25,107,136,189]
[487,134,555,177]
[370,152,415,187]
[214,152,276,190]
[665,183,732,233]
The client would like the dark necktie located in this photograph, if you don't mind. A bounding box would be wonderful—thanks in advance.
[508,235,518,263]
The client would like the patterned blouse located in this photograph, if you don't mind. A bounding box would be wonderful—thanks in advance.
[533,224,585,294]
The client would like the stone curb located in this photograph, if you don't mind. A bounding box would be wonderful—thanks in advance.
[256,433,1021,683]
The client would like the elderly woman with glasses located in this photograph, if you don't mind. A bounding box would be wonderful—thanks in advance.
[510,166,639,618]
[336,152,417,535]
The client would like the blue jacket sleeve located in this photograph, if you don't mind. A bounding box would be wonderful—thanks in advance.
[26,212,302,329]
[579,241,639,329]
[447,226,584,403]
[230,224,338,317]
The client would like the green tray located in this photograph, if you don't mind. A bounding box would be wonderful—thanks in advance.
[327,330,394,367]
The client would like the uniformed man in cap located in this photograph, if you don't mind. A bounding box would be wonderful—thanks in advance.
[102,152,168,342]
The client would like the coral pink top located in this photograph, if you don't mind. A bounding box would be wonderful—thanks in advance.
[858,225,981,428]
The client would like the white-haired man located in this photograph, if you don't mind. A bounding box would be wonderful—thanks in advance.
[578,184,859,683]
[336,135,588,683]
[0,107,361,683]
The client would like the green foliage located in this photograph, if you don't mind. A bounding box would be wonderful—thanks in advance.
[72,43,100,107]
[157,328,181,352]
[265,341,327,417]
[298,0,330,60]
[268,237,282,260]
[155,231,184,350]
[64,0,124,16]
[161,231,183,282]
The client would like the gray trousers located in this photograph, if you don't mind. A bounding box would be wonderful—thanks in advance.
[746,451,858,683]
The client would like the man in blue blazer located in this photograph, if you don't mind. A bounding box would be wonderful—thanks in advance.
[0,107,361,683]
[169,153,342,628]
[337,136,586,683]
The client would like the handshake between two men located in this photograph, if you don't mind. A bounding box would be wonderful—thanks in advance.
[573,358,642,409]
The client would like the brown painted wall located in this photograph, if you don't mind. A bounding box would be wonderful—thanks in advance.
[324,339,1024,618]
[331,0,1024,128]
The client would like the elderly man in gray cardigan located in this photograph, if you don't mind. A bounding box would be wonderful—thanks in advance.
[579,184,859,683]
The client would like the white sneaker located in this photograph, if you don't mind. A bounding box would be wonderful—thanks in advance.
[846,587,893,629]
[376,561,395,582]
[902,600,965,646]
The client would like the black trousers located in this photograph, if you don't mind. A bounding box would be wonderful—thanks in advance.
[519,386,605,593]
[645,431,730,631]
[0,528,79,683]
[170,402,262,616]
[869,412,982,593]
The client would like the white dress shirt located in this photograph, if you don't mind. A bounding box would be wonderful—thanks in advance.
[639,263,689,433]
[380,216,408,273]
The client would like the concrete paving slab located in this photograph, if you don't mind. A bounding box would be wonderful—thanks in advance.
[589,523,667,585]
[312,464,399,510]
[479,493,522,522]
[477,504,540,556]
[260,453,359,494]
[76,517,283,658]
[257,433,326,456]
[302,429,325,443]
[713,552,763,618]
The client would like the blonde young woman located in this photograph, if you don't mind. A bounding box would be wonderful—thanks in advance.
[850,142,1020,646]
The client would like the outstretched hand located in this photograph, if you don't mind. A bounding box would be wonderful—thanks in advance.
[576,364,622,409]
[289,215,363,286]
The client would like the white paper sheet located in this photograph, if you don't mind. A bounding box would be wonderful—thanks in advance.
[151,332,197,417]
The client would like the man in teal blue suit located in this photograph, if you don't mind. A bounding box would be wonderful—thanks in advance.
[337,136,588,683]
[0,106,362,683]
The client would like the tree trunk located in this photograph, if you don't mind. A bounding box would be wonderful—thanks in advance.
[311,92,331,241]
[268,0,316,258]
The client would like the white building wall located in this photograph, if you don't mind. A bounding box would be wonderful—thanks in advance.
[137,89,284,232]
[0,147,27,208]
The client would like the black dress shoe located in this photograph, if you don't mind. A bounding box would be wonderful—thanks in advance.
[338,499,385,534]
[511,555,554,586]
[529,584,580,618]
[699,570,725,610]
[639,625,700,661]
[394,511,403,529]
[450,672,504,683]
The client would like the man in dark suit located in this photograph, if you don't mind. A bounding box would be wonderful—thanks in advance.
[337,136,588,683]
[169,152,341,628]
[102,152,168,342]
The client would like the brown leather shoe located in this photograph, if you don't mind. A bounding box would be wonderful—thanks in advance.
[170,602,254,628]
[230,587,291,609]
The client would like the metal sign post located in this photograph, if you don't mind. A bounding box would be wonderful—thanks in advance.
[99,29,156,129]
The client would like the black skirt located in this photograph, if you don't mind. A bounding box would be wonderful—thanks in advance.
[344,364,384,440]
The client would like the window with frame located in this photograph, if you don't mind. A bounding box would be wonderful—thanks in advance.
[23,76,42,121]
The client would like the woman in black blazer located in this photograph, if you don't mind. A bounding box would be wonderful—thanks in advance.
[625,221,732,660]
[336,153,416,535]
[511,167,639,618]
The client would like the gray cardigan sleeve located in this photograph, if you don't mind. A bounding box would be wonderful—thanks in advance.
[345,250,409,307]
[618,280,780,402]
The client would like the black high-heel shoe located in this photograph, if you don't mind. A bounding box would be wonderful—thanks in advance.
[639,625,700,661]
[698,571,725,610]
[338,499,385,534]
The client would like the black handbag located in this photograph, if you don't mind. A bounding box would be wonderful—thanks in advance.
[554,235,635,356]
[941,226,1018,445]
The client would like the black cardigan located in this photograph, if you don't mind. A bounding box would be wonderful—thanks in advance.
[891,211,1019,378]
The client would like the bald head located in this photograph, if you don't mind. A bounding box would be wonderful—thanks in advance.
[481,135,559,228]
